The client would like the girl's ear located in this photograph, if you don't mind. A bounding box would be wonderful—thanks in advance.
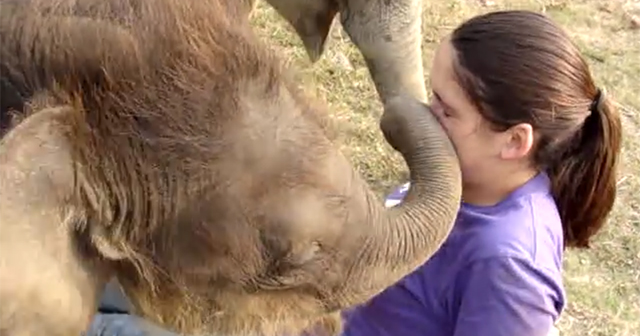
[500,122,534,160]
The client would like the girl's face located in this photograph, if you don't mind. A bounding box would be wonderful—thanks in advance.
[428,37,536,191]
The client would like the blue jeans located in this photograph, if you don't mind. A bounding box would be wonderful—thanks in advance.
[86,314,177,336]
[86,280,178,336]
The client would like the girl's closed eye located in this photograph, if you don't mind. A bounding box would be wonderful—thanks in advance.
[431,91,453,118]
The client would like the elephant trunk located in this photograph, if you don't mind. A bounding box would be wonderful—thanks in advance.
[336,96,461,309]
[339,0,427,103]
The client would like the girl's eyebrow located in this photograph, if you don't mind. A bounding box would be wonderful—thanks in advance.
[432,89,440,100]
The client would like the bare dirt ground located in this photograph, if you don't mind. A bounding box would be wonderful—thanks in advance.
[250,0,640,335]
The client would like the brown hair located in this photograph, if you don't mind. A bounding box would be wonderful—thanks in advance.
[449,10,622,248]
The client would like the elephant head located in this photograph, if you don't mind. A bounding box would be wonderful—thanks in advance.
[262,0,428,104]
[0,0,460,335]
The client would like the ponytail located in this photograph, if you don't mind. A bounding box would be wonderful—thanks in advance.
[548,89,622,248]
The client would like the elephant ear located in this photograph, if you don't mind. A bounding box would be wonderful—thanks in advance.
[266,0,339,62]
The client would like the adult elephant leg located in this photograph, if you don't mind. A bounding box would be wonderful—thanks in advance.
[263,0,340,62]
[339,0,427,103]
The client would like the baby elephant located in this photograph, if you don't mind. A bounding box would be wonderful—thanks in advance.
[0,0,461,336]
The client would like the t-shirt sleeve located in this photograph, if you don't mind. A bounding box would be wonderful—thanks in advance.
[452,256,563,336]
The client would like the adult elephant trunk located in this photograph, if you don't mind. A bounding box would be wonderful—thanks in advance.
[338,0,427,103]
[333,96,461,309]
[264,0,427,104]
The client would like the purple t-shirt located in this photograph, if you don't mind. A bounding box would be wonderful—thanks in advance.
[341,172,565,336]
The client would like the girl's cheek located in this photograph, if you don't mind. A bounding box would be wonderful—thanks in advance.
[433,112,451,133]
[442,125,455,144]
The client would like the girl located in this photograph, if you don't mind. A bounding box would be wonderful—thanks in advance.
[341,9,621,336]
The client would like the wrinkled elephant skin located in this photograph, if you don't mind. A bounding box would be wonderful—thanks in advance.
[262,0,428,104]
[0,1,460,336]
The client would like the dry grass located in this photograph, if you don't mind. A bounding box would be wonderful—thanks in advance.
[249,0,639,335]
